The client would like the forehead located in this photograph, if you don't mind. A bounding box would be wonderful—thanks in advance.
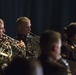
[22,22,31,27]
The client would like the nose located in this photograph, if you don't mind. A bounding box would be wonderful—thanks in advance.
[3,28,5,32]
[28,26,31,32]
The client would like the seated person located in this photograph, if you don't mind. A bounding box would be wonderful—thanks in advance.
[4,57,43,75]
[0,19,26,69]
[61,22,76,60]
[61,22,76,75]
[16,17,40,59]
[39,29,71,75]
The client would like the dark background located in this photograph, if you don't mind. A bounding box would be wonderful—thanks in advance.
[0,0,76,39]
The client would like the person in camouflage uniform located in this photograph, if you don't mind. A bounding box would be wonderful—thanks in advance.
[0,19,26,69]
[16,17,40,59]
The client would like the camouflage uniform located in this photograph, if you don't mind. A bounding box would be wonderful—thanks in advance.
[16,34,40,59]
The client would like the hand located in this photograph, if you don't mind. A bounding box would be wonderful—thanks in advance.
[18,40,26,48]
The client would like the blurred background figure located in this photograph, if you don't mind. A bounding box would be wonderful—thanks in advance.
[39,29,71,75]
[61,22,76,75]
[61,22,76,60]
[16,17,40,59]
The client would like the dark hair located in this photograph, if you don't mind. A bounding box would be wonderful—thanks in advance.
[40,30,61,54]
[4,57,33,75]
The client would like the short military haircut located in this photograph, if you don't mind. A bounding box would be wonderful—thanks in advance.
[16,17,30,26]
[40,30,61,54]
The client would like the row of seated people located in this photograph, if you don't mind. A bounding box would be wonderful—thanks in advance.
[0,17,76,75]
[0,17,41,75]
[2,29,72,75]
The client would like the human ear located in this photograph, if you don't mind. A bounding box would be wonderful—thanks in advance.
[52,45,58,52]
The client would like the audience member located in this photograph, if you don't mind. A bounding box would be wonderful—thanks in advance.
[4,57,43,75]
[39,29,71,75]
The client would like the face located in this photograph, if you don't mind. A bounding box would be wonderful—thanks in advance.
[0,23,5,38]
[18,21,31,35]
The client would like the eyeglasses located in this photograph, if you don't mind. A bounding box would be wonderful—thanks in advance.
[25,26,31,28]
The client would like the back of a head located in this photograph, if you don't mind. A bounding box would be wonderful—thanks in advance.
[16,17,30,26]
[40,30,61,54]
[4,57,43,75]
[64,22,76,38]
[4,57,33,75]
